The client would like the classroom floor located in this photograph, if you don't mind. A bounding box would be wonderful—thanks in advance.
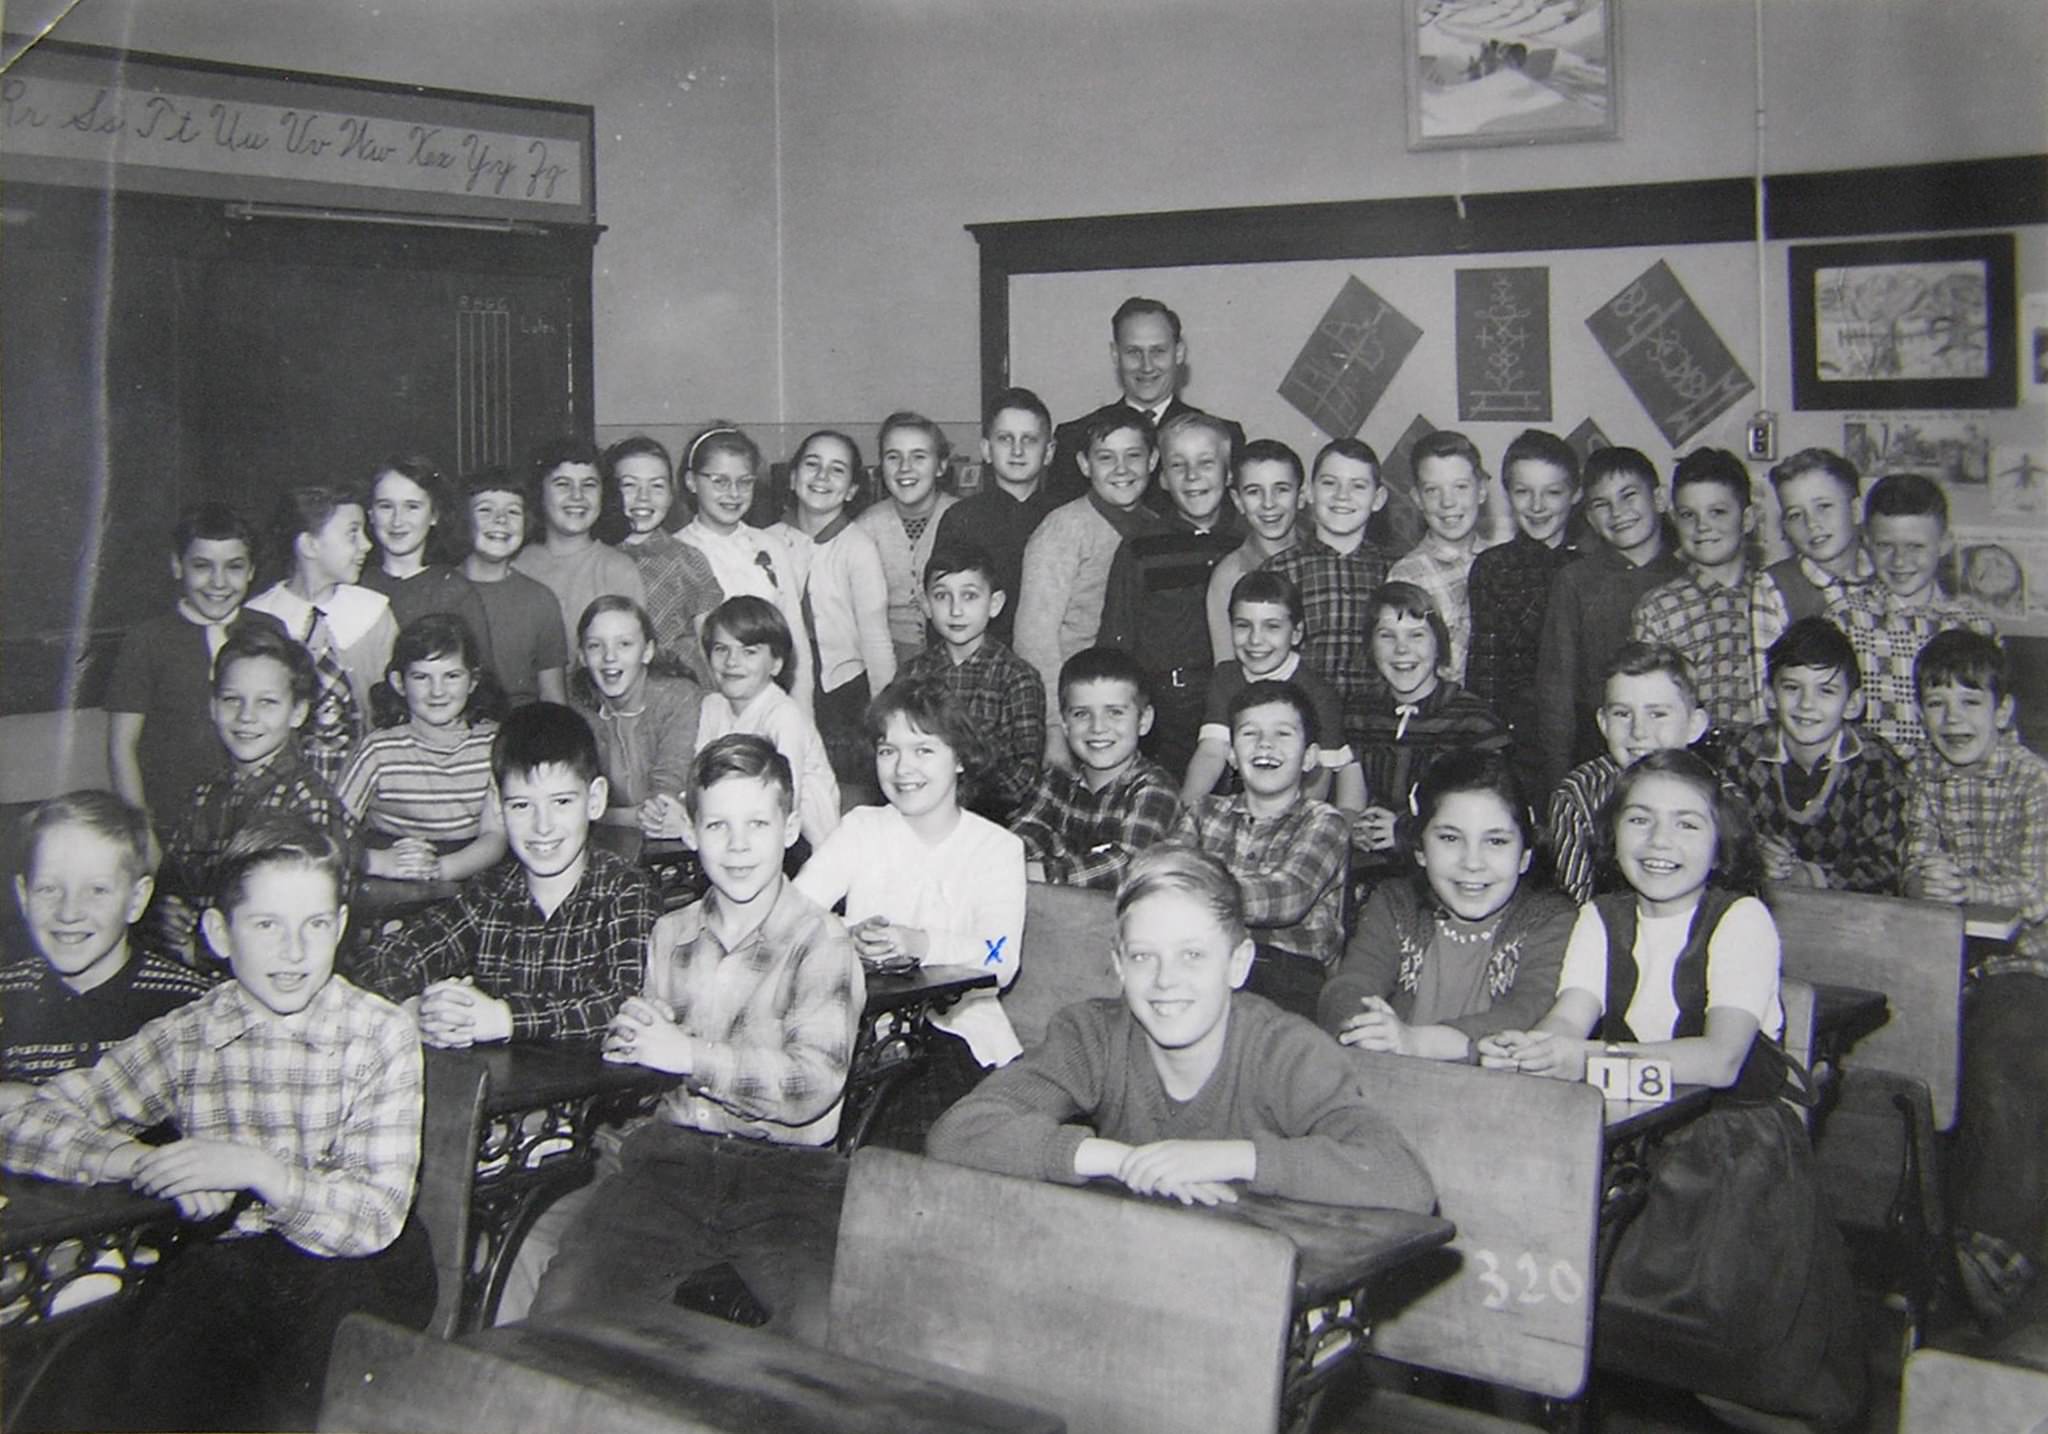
[1318,1276,2048,1433]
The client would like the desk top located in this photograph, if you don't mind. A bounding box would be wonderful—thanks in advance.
[0,1172,174,1253]
[1810,982,1888,1041]
[1193,1195,1455,1308]
[1603,1083,1713,1139]
[863,963,998,1013]
[425,1042,676,1116]
[472,1305,1064,1434]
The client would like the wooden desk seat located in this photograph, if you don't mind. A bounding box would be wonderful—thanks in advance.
[827,1146,1300,1434]
[320,1306,1062,1434]
[1769,887,1966,1334]
[1344,1051,1606,1410]
[1002,883,1120,1051]
[1898,1348,2048,1432]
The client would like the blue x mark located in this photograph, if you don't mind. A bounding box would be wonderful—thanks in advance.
[983,936,1007,966]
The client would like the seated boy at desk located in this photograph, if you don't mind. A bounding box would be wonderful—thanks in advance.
[0,815,432,1432]
[1,792,213,1100]
[356,701,658,1047]
[1170,680,1348,1020]
[1011,646,1182,892]
[928,845,1433,1213]
[1899,629,2048,1330]
[152,622,351,965]
[1718,616,1908,894]
[533,735,862,1343]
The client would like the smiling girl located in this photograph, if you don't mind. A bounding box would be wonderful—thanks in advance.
[1319,748,1572,1061]
[604,436,723,685]
[573,596,702,836]
[695,596,839,851]
[774,429,897,795]
[854,411,960,667]
[339,614,507,884]
[360,456,496,675]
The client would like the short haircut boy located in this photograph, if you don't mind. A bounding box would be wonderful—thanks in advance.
[1231,568,1306,629]
[1079,406,1155,455]
[1411,428,1485,474]
[492,699,602,787]
[1671,445,1752,506]
[1227,676,1318,737]
[925,540,1000,595]
[1770,447,1860,499]
[1914,627,2006,702]
[21,788,152,881]
[1501,428,1581,485]
[1314,436,1381,481]
[897,569,1042,821]
[1767,616,1863,691]
[686,732,795,816]
[1610,639,1703,710]
[214,620,319,704]
[984,386,1051,435]
[172,500,258,557]
[1865,471,1948,527]
[1585,444,1659,497]
[1157,408,1236,463]
[1058,644,1151,712]
[1235,437,1305,489]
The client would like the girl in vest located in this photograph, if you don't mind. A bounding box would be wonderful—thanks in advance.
[1318,747,1575,1061]
[1478,748,1863,1427]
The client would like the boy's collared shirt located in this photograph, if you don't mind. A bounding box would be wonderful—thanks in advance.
[1170,793,1349,966]
[1547,754,1623,905]
[0,948,216,1085]
[1389,531,1493,683]
[640,880,862,1146]
[1533,542,1686,793]
[1827,585,1998,755]
[1265,534,1393,718]
[931,483,1062,645]
[902,638,1046,819]
[357,846,657,1044]
[1904,733,2048,963]
[1766,549,1875,625]
[1721,720,1909,895]
[160,742,350,907]
[1630,565,1791,731]
[1012,755,1182,892]
[0,975,421,1258]
[1467,532,1581,728]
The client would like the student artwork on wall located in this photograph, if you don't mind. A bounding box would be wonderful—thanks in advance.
[2024,293,2048,406]
[1403,0,1619,150]
[1585,260,1754,448]
[1456,267,1552,422]
[1566,418,1613,465]
[1841,413,1992,488]
[1278,276,1424,437]
[1789,233,2018,411]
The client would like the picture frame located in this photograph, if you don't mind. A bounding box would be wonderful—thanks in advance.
[1789,232,2018,411]
[1403,0,1619,151]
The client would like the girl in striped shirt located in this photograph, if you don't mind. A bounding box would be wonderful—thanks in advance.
[339,613,507,883]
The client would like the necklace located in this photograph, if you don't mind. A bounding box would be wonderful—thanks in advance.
[1436,913,1500,946]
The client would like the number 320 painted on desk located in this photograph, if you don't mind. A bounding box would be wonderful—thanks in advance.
[1473,1249,1585,1309]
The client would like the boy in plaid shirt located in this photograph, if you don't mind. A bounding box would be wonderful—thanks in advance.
[1901,630,2048,1330]
[902,540,1045,822]
[357,701,656,1047]
[1014,647,1181,892]
[0,816,433,1431]
[534,735,861,1341]
[1719,617,1908,894]
[1170,680,1348,1019]
[1631,447,1789,733]
[1389,429,1498,683]
[1827,472,1997,756]
[1266,438,1392,740]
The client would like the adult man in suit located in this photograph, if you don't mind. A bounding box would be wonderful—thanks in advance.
[1048,297,1243,506]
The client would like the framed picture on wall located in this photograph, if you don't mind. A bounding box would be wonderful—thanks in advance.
[1789,232,2018,411]
[1403,0,1619,151]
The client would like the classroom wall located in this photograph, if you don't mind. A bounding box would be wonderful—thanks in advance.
[45,0,2047,442]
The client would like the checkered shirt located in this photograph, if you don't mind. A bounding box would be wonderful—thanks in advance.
[1170,794,1350,966]
[624,530,725,668]
[1012,756,1181,892]
[0,975,422,1257]
[1630,567,1789,731]
[639,879,862,1145]
[356,847,655,1044]
[1467,534,1581,739]
[1720,722,1910,895]
[1826,586,1998,757]
[160,744,351,910]
[1265,534,1392,723]
[1547,754,1622,905]
[1904,735,2048,962]
[902,638,1046,819]
[1389,533,1491,684]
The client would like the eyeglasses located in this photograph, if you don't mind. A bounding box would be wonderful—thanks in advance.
[694,474,757,496]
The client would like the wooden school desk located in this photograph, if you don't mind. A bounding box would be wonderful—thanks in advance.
[0,1172,181,1426]
[839,962,997,1153]
[323,1303,1065,1434]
